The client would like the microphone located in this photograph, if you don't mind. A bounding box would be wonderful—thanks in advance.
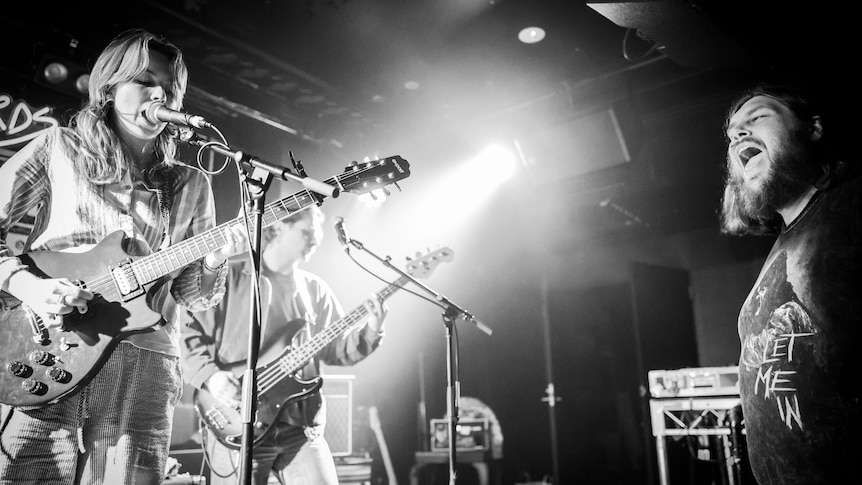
[144,102,212,129]
[333,217,351,251]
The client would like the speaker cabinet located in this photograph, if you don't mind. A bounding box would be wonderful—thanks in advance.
[517,98,642,186]
[322,374,355,456]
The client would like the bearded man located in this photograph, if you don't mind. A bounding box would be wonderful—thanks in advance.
[721,83,861,485]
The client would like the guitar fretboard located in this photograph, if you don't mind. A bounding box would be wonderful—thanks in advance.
[126,156,408,285]
[267,275,409,382]
[128,173,348,285]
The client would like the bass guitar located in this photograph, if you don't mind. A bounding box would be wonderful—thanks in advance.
[0,156,410,408]
[194,246,453,449]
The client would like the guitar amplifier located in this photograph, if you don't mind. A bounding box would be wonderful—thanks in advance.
[429,418,489,452]
[648,366,740,398]
[322,374,354,457]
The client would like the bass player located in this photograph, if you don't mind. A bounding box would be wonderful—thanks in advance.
[180,204,388,485]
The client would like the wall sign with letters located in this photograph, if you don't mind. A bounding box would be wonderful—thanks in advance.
[0,93,59,149]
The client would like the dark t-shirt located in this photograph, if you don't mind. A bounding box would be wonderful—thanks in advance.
[737,172,862,484]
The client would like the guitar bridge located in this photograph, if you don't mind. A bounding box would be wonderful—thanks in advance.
[24,306,51,345]
[109,259,144,301]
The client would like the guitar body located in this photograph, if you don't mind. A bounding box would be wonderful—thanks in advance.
[193,343,323,450]
[0,231,165,408]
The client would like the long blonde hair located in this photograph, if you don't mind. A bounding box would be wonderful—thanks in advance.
[68,29,188,187]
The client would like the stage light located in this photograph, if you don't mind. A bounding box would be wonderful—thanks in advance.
[74,74,90,95]
[34,55,90,99]
[42,62,69,84]
[427,144,516,218]
[468,145,516,185]
[518,26,546,44]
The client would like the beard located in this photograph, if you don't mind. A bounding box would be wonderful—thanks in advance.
[725,127,821,222]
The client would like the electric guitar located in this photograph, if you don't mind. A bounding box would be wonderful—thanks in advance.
[0,156,410,408]
[194,247,453,449]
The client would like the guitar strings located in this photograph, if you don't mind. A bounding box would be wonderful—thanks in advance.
[254,305,373,395]
[73,162,387,300]
[70,161,392,302]
[253,275,406,395]
[254,272,408,394]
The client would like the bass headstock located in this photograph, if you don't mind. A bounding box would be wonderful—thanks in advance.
[405,247,454,279]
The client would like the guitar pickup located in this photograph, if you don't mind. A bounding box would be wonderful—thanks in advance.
[109,259,144,301]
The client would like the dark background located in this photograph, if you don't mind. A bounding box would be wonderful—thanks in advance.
[3,1,860,484]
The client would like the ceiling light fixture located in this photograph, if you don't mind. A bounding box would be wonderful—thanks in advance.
[518,26,546,44]
[35,57,91,98]
[42,62,69,84]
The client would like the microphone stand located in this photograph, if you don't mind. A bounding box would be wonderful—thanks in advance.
[343,237,491,485]
[185,132,334,484]
[237,167,271,485]
[196,142,338,199]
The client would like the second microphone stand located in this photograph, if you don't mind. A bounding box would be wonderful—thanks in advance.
[341,233,491,485]
[237,168,271,485]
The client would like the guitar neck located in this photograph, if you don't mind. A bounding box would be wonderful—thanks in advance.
[274,275,409,375]
[127,156,410,286]
[130,179,336,285]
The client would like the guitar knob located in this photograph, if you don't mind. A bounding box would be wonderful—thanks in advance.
[7,361,33,378]
[29,350,56,366]
[21,379,47,395]
[48,367,71,383]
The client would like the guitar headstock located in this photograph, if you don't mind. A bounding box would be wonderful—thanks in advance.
[339,156,410,195]
[405,247,454,279]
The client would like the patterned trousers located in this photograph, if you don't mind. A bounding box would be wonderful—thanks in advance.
[0,342,182,485]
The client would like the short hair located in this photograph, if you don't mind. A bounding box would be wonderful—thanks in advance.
[261,205,323,246]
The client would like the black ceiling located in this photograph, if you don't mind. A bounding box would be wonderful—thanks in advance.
[4,1,857,243]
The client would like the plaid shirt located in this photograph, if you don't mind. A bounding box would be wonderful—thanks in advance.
[0,127,227,357]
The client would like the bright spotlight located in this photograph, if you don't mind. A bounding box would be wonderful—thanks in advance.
[461,145,516,186]
[435,145,516,213]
